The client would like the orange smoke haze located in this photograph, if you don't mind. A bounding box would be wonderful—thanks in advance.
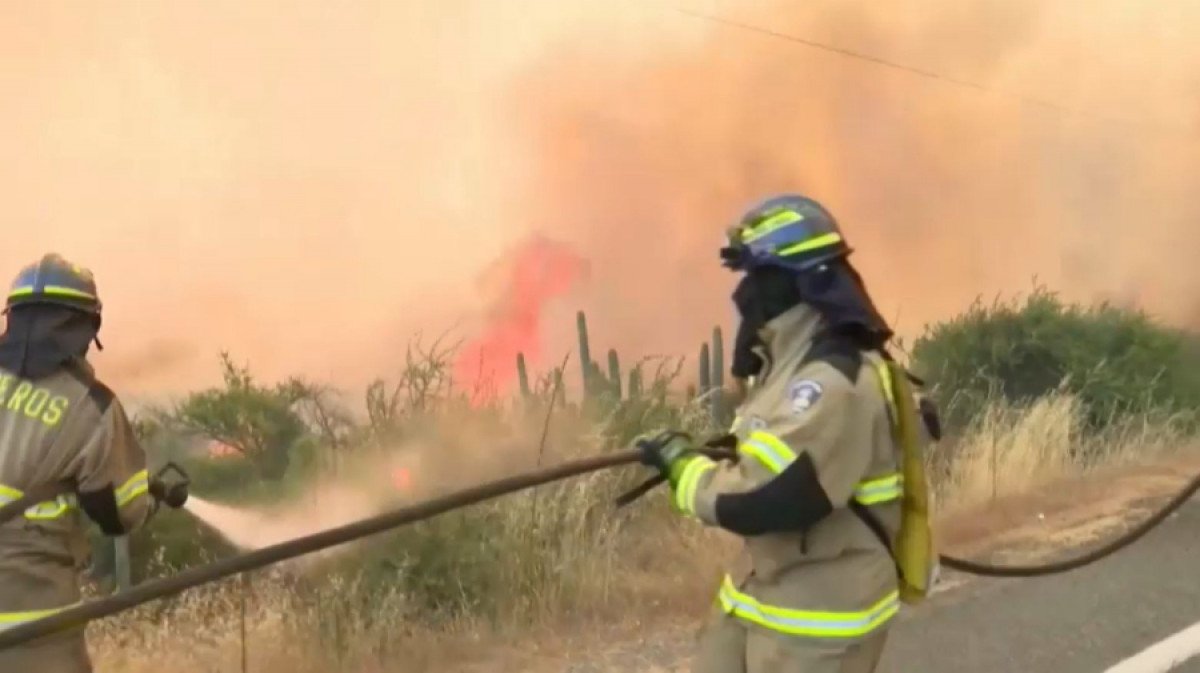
[2,1,1198,402]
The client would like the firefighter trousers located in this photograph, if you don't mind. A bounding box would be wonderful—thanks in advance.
[0,627,93,673]
[692,611,888,673]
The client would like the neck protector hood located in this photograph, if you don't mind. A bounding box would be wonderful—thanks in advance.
[0,305,100,379]
[730,260,893,380]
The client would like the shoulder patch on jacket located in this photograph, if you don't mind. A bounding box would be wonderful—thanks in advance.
[787,379,824,415]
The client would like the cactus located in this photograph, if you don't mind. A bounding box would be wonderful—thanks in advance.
[628,365,643,399]
[516,352,531,398]
[607,349,622,399]
[711,326,725,422]
[711,327,725,390]
[699,343,711,395]
[577,311,593,400]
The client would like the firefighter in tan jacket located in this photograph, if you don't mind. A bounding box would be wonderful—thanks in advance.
[638,194,926,673]
[0,254,166,672]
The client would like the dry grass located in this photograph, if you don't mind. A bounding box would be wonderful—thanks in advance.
[87,391,1195,672]
[933,391,1193,516]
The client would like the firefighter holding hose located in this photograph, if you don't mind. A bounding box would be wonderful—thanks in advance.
[637,194,938,673]
[0,253,186,672]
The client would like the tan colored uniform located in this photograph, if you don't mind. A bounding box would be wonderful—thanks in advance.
[0,359,152,673]
[674,305,903,673]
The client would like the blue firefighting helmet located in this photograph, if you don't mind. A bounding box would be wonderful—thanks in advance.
[4,253,102,316]
[720,194,851,273]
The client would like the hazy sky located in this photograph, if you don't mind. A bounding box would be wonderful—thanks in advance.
[2,0,1197,402]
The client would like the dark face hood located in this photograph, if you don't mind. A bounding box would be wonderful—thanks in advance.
[0,305,101,379]
[730,260,893,379]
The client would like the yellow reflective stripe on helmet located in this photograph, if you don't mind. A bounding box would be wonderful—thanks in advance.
[674,457,717,516]
[738,431,797,474]
[115,469,149,507]
[0,602,81,631]
[717,575,899,638]
[854,473,903,505]
[742,209,806,243]
[7,285,98,301]
[777,232,843,257]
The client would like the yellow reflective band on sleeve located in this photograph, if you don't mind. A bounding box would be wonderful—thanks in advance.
[0,483,76,520]
[674,457,717,516]
[115,469,150,507]
[778,232,843,257]
[0,483,22,503]
[739,431,798,474]
[738,433,901,505]
[0,602,81,632]
[717,575,899,638]
[854,473,903,505]
[23,495,74,520]
[742,210,805,243]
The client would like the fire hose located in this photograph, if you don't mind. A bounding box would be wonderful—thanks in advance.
[0,447,1198,651]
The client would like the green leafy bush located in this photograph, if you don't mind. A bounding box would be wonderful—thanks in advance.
[911,284,1200,434]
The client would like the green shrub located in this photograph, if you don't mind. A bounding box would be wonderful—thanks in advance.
[911,284,1200,434]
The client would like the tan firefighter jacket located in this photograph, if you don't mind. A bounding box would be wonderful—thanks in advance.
[0,358,153,632]
[673,304,903,646]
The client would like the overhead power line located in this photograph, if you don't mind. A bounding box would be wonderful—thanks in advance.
[670,5,1196,138]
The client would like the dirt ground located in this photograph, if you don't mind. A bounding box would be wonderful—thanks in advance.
[461,447,1200,673]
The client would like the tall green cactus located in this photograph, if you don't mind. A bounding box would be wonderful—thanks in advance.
[607,349,622,400]
[516,352,531,398]
[576,311,593,400]
[628,365,643,399]
[711,326,725,423]
[699,343,711,396]
[712,327,725,390]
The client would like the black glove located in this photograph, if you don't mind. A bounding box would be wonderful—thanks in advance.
[149,478,189,509]
[635,430,698,481]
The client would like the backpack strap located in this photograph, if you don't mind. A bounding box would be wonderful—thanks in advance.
[801,332,904,573]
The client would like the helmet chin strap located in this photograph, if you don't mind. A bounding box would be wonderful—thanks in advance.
[91,313,103,352]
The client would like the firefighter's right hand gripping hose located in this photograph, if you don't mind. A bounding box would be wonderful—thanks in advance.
[0,446,1198,651]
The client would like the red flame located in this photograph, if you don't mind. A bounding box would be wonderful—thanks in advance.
[391,466,412,492]
[454,234,589,401]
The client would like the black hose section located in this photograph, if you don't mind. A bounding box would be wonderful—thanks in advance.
[937,469,1200,577]
[0,449,650,651]
[0,449,1197,651]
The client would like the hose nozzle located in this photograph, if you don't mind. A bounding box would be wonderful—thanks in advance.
[149,462,190,509]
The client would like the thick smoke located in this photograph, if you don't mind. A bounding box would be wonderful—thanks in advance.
[503,0,1200,363]
[1,0,1197,400]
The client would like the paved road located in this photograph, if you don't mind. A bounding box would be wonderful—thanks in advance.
[879,498,1200,672]
[563,496,1200,672]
